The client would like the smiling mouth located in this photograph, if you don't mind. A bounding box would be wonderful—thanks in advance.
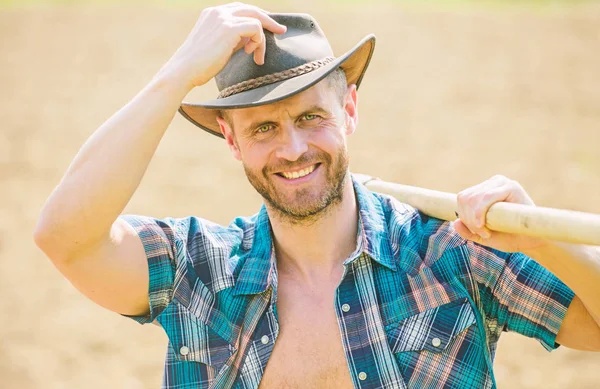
[275,163,320,180]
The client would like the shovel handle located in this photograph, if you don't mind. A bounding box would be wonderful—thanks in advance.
[357,174,600,246]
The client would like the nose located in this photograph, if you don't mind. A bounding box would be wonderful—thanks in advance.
[274,126,309,161]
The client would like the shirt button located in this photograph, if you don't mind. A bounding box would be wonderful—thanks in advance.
[341,303,351,312]
[432,337,441,348]
[358,372,367,381]
[261,335,270,345]
[179,346,190,356]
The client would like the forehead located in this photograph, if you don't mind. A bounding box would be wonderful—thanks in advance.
[224,80,337,123]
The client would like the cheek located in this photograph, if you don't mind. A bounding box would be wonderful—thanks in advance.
[312,124,346,151]
[240,144,271,171]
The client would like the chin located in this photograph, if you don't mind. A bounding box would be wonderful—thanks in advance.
[271,186,342,220]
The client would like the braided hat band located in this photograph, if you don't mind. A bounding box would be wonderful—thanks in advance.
[217,57,336,99]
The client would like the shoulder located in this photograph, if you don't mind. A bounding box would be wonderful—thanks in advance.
[182,214,263,292]
[121,213,256,248]
[371,191,449,239]
[122,212,262,291]
[370,191,467,264]
[370,191,522,278]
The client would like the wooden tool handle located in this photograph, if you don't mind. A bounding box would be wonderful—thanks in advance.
[357,175,600,246]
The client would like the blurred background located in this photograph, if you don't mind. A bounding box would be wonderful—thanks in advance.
[1,0,599,388]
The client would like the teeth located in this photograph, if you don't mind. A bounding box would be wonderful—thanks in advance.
[281,165,316,179]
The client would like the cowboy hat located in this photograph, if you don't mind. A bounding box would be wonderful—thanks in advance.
[178,12,376,138]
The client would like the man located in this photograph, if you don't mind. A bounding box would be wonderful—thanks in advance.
[33,3,600,389]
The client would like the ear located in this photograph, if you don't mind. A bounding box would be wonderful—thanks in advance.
[343,84,358,136]
[216,115,242,161]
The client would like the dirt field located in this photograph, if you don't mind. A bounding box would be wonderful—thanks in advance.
[1,1,600,388]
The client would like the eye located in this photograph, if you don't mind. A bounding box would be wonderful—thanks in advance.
[256,124,275,134]
[302,113,319,121]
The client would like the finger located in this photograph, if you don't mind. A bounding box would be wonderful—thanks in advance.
[459,198,492,239]
[457,185,491,239]
[457,180,509,239]
[233,38,250,52]
[453,219,533,253]
[244,39,257,54]
[233,7,287,34]
[455,217,478,237]
[233,18,263,46]
[452,220,483,244]
[472,186,511,228]
[456,188,479,236]
[253,28,266,65]
[475,225,492,240]
[234,18,267,64]
[234,37,250,52]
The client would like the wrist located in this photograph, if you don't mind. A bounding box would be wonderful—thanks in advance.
[151,62,196,97]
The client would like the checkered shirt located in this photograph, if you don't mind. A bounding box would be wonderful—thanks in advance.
[121,174,575,389]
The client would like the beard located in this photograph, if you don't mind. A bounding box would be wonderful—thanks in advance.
[243,145,349,225]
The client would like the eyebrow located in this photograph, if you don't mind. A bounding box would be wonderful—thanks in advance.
[241,105,331,135]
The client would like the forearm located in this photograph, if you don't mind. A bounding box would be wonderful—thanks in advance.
[34,68,193,260]
[525,242,600,325]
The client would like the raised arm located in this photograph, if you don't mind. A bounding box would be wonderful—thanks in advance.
[33,3,286,317]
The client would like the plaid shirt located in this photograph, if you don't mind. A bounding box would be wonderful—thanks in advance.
[122,174,574,389]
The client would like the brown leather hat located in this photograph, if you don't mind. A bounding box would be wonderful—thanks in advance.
[178,13,376,138]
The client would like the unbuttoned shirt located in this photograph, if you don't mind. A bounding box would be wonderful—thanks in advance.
[121,174,574,389]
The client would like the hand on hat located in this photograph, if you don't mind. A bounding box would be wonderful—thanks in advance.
[163,2,287,90]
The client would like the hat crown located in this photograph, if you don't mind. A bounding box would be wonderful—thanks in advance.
[215,13,334,92]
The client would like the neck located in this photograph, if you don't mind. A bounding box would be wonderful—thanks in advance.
[266,174,358,281]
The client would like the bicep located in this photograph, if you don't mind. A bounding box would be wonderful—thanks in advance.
[469,245,576,350]
[556,295,600,351]
[52,218,150,316]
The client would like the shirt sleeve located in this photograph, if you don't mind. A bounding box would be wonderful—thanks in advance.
[118,214,181,325]
[469,242,575,351]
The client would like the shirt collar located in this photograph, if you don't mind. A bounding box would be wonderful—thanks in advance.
[232,173,396,296]
[232,203,275,296]
[348,174,396,271]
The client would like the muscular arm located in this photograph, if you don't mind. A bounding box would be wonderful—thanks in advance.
[454,174,600,351]
[34,71,193,316]
[33,3,286,317]
[525,243,600,351]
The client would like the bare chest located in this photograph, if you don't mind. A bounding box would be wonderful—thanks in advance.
[258,281,354,389]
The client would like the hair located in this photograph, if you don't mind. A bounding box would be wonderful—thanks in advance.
[217,67,348,131]
[326,67,348,103]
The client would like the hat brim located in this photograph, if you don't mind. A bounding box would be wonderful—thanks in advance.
[178,34,376,138]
